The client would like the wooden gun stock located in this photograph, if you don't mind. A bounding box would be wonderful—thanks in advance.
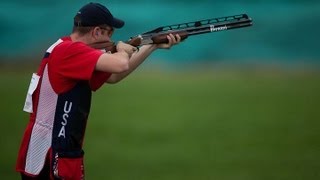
[151,31,189,44]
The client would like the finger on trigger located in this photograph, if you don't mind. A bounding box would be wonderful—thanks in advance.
[132,47,138,52]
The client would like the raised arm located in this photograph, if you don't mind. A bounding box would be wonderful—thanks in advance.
[95,41,136,73]
[106,34,181,84]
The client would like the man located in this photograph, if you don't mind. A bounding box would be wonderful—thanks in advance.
[16,2,181,179]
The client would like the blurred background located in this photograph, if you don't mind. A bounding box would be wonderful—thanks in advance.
[1,0,320,179]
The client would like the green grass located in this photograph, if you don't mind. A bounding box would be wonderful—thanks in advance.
[1,67,320,179]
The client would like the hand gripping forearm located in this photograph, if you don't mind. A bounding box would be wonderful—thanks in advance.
[116,41,137,58]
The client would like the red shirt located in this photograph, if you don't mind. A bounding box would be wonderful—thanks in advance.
[48,36,111,93]
[16,37,111,176]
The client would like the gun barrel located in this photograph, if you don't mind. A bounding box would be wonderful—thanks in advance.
[131,14,253,46]
[187,18,252,36]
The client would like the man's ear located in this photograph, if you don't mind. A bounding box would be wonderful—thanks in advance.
[93,27,100,38]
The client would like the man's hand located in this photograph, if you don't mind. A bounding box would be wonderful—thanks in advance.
[116,41,138,58]
[156,33,181,49]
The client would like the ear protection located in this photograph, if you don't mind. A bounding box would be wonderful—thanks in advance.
[96,32,99,36]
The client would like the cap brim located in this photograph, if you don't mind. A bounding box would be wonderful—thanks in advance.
[111,17,124,28]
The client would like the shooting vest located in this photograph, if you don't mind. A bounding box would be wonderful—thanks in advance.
[23,39,91,176]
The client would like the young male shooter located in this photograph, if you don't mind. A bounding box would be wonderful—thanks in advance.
[16,2,181,179]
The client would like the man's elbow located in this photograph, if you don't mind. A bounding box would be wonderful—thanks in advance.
[106,74,124,84]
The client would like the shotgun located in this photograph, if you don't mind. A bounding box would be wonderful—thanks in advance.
[92,14,253,52]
